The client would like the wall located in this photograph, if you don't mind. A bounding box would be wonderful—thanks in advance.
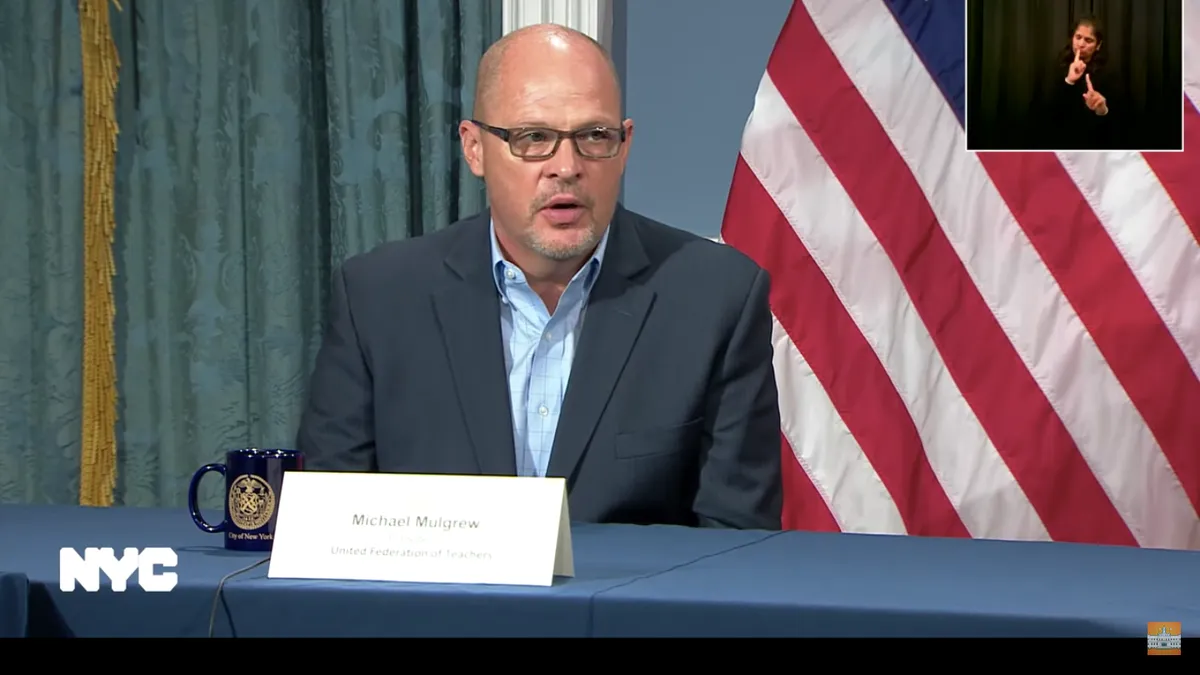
[620,0,794,238]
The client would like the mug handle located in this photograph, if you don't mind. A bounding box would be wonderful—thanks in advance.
[188,463,227,533]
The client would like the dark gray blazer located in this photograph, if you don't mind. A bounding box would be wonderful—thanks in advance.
[297,205,782,530]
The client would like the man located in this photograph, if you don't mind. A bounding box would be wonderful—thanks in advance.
[297,24,782,530]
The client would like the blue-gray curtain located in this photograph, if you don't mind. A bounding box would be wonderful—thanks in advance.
[0,0,502,508]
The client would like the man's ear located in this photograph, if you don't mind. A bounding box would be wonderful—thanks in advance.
[615,118,635,166]
[459,120,485,177]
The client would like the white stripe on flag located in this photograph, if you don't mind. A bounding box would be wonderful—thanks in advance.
[1186,0,1200,105]
[772,315,906,535]
[1056,151,1200,382]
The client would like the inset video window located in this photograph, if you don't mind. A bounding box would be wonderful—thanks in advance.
[965,0,1184,151]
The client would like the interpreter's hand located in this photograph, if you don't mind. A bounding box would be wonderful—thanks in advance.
[1083,74,1107,115]
[1066,48,1086,84]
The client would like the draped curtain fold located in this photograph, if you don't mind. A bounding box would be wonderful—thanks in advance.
[0,0,501,508]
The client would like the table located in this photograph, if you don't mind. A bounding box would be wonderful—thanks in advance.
[0,571,28,638]
[593,529,1200,638]
[2,505,1197,637]
[0,504,772,637]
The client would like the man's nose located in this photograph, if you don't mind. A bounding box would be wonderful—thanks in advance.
[542,138,584,179]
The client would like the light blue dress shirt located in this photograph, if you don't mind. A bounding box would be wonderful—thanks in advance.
[490,221,609,477]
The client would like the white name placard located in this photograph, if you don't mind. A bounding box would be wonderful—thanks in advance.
[267,471,574,587]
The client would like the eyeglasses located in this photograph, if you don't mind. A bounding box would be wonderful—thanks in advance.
[471,120,626,159]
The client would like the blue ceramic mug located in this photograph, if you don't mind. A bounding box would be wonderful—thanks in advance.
[187,448,304,551]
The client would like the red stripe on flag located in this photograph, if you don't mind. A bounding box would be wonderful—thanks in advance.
[979,151,1200,517]
[1144,99,1200,245]
[767,4,1137,546]
[779,433,841,532]
[722,156,970,538]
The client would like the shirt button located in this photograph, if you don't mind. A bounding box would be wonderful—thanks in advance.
[538,405,549,417]
[505,268,516,279]
[544,332,552,340]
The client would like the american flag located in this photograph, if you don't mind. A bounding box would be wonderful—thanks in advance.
[720,0,1200,549]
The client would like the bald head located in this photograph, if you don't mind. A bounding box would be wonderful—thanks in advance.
[473,24,621,120]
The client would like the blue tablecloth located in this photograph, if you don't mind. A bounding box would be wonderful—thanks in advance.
[0,504,771,637]
[593,529,1200,637]
[2,504,1197,637]
[0,571,28,638]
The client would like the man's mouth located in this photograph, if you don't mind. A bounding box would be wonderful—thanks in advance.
[543,196,583,210]
[540,196,586,224]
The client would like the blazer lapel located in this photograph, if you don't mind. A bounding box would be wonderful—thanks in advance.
[431,216,518,476]
[546,209,655,481]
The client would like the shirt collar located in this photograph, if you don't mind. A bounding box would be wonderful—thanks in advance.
[490,219,609,297]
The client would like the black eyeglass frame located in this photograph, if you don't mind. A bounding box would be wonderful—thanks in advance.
[470,119,627,159]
